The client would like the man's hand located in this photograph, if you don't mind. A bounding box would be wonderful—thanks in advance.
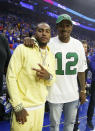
[80,91,86,104]
[24,37,35,48]
[32,64,50,80]
[15,109,29,124]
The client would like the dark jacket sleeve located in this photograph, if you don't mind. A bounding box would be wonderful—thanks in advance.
[1,35,11,74]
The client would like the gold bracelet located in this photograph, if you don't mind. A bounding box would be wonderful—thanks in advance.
[80,90,86,93]
[14,104,24,112]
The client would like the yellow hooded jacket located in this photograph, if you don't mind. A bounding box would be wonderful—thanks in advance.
[6,44,56,109]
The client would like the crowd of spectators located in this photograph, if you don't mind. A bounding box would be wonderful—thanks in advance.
[0,13,95,54]
[0,13,36,53]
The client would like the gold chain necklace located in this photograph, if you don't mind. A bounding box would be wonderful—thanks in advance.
[40,48,47,66]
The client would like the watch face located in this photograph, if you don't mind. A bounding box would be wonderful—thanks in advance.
[49,74,53,80]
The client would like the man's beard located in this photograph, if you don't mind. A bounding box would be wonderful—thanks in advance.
[37,40,47,48]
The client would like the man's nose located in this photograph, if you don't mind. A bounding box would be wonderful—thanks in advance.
[62,25,67,29]
[42,31,47,35]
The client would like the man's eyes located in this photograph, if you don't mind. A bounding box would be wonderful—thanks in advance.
[66,24,70,27]
[38,29,43,32]
[46,30,50,33]
[59,24,71,27]
[38,29,50,33]
[62,25,70,27]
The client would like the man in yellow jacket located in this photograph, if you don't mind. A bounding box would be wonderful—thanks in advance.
[6,22,56,131]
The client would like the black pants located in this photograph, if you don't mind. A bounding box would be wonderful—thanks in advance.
[0,74,3,96]
[0,74,5,120]
[0,103,5,120]
[87,81,95,121]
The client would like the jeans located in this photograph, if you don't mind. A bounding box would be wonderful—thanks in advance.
[73,107,80,131]
[49,100,79,131]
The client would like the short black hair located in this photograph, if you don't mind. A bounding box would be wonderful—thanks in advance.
[35,22,51,30]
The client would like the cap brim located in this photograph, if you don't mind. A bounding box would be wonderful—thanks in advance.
[56,18,72,24]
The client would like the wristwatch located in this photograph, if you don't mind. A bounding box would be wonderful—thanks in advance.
[48,74,53,80]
